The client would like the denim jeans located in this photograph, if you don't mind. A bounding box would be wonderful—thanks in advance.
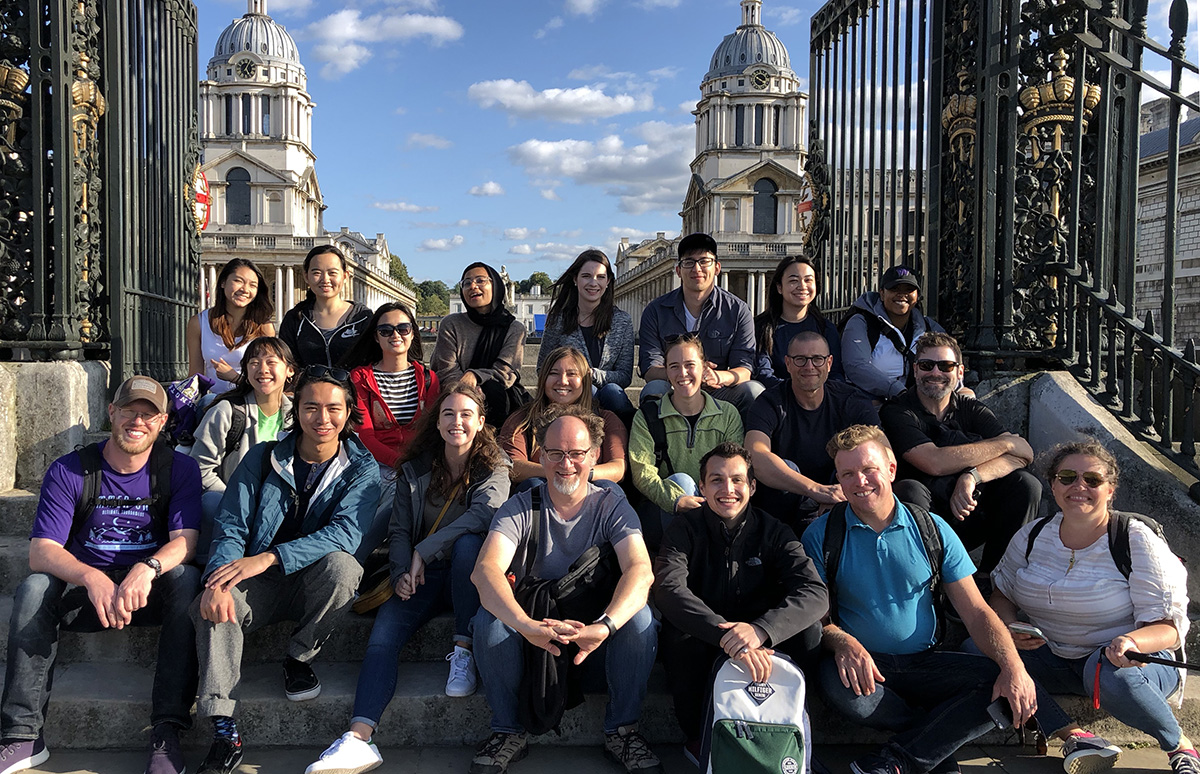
[964,638,1182,750]
[473,604,659,734]
[594,383,635,417]
[2,564,201,738]
[350,533,484,728]
[817,649,1001,774]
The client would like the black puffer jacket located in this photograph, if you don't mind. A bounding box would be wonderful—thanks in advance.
[279,298,373,369]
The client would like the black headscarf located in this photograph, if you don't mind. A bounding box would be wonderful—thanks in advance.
[461,262,517,370]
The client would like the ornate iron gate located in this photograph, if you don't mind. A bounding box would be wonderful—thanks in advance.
[807,0,1200,476]
[0,0,199,383]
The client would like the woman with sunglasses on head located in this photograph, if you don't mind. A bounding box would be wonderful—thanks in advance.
[539,249,635,421]
[189,337,296,560]
[305,382,510,774]
[340,302,440,559]
[984,440,1193,774]
[431,262,527,428]
[500,345,627,493]
[753,254,843,387]
[280,245,373,369]
[187,258,276,394]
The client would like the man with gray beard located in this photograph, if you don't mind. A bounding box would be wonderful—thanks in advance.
[470,405,661,774]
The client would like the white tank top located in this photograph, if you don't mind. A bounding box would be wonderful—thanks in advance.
[198,308,253,394]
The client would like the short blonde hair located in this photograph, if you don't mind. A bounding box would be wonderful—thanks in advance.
[826,424,892,460]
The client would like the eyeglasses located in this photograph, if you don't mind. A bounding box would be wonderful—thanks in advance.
[916,359,959,373]
[1053,469,1108,488]
[116,407,162,423]
[304,365,350,382]
[787,354,828,368]
[678,257,716,270]
[459,277,492,290]
[376,323,413,338]
[542,448,591,464]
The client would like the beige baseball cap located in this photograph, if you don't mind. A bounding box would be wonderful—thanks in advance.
[112,376,168,414]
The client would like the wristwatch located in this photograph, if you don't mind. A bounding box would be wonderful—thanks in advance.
[139,557,163,579]
[964,467,983,487]
[593,614,617,638]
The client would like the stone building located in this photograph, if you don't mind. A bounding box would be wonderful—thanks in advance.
[449,287,552,336]
[198,0,415,320]
[614,0,809,323]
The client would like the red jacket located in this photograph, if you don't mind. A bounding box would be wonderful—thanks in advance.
[350,362,440,467]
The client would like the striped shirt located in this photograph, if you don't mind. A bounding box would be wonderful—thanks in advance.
[373,366,419,426]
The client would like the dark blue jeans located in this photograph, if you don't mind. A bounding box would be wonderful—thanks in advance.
[817,649,1000,774]
[595,383,635,417]
[473,604,659,734]
[350,533,484,728]
[2,564,201,738]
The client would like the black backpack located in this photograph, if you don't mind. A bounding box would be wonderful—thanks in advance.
[638,394,672,476]
[837,306,917,368]
[821,500,947,644]
[1023,510,1179,579]
[70,441,175,547]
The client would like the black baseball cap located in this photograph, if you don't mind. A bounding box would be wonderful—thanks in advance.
[677,232,718,260]
[882,265,920,290]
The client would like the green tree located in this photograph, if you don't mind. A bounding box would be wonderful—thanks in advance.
[416,279,451,316]
[388,253,415,289]
[518,271,553,294]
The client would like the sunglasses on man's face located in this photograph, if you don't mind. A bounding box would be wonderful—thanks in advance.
[376,323,413,338]
[916,359,959,373]
[1053,469,1108,488]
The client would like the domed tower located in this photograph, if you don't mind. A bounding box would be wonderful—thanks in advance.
[198,0,322,237]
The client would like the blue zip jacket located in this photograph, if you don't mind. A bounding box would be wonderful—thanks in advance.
[206,430,382,579]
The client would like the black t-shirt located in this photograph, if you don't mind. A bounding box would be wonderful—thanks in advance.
[879,389,1009,483]
[579,324,602,367]
[746,380,879,484]
[272,455,333,547]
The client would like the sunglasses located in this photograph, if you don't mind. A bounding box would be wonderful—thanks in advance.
[1053,469,1108,488]
[376,323,413,338]
[916,359,959,373]
[304,365,350,382]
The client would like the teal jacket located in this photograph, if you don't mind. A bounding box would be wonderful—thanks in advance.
[206,430,381,579]
[629,391,744,512]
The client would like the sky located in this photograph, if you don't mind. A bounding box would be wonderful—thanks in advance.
[198,0,1198,287]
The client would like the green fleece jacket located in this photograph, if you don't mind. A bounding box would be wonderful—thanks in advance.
[629,391,744,512]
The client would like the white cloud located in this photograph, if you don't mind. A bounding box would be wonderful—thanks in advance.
[648,66,682,80]
[407,132,452,149]
[558,228,584,238]
[535,16,564,38]
[303,9,464,79]
[565,0,603,15]
[507,120,693,215]
[678,99,698,114]
[508,244,534,255]
[469,181,505,197]
[530,241,593,262]
[416,235,465,252]
[767,6,805,25]
[373,200,438,213]
[504,227,546,240]
[393,106,408,115]
[411,219,475,228]
[541,189,563,201]
[468,79,653,123]
[636,0,681,8]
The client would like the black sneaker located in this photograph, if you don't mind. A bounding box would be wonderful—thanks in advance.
[469,732,529,774]
[284,657,322,701]
[1170,749,1200,774]
[603,725,663,773]
[145,724,185,774]
[198,736,243,774]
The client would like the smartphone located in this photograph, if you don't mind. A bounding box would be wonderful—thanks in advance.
[986,698,1013,729]
[1008,622,1046,639]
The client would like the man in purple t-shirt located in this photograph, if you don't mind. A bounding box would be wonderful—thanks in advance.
[0,377,202,774]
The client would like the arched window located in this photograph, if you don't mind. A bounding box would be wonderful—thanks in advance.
[227,167,251,225]
[723,201,739,233]
[753,178,778,234]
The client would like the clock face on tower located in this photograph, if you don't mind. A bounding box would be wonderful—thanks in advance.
[750,69,770,90]
[235,59,258,79]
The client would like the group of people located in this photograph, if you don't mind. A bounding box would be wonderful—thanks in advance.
[0,236,1192,774]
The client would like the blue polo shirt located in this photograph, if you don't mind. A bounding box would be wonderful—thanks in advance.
[801,497,974,655]
[638,286,756,375]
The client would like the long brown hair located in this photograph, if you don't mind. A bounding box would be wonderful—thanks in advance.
[511,346,594,456]
[397,380,507,502]
[754,254,829,358]
[211,258,274,348]
[545,249,616,339]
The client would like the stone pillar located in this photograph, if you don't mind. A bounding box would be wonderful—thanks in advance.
[758,271,768,313]
[719,273,729,291]
[275,266,284,326]
[208,265,219,308]
[746,272,756,314]
[286,266,296,311]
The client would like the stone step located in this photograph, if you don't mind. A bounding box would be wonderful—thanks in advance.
[0,489,36,538]
[4,658,1188,751]
[0,594,457,666]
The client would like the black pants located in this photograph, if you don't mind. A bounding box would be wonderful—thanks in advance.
[660,620,823,741]
[894,468,1041,573]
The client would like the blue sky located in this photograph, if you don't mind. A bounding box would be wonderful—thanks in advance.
[199,0,1197,286]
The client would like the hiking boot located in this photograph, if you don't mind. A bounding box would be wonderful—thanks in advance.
[145,724,185,774]
[446,646,478,697]
[198,736,244,774]
[284,656,322,701]
[850,751,904,774]
[0,737,49,774]
[1169,749,1200,774]
[1062,732,1121,774]
[469,731,529,774]
[603,725,663,773]
[305,731,383,774]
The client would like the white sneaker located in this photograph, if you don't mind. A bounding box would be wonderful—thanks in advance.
[304,731,382,774]
[445,645,478,697]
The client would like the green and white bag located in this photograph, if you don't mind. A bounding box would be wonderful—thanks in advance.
[703,654,810,774]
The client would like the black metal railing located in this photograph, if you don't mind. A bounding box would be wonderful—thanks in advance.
[0,0,199,383]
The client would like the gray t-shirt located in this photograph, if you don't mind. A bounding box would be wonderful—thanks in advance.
[491,484,641,581]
